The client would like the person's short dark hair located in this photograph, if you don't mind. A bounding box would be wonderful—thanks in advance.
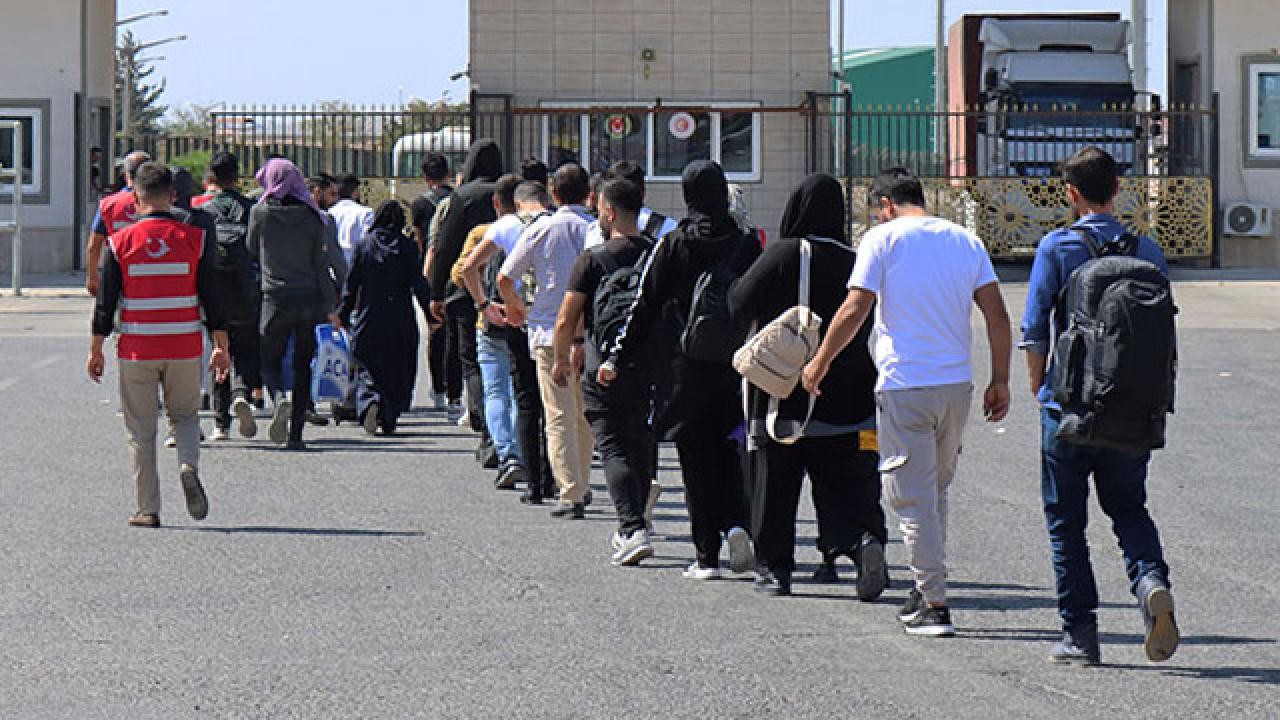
[337,173,360,199]
[521,157,549,185]
[421,152,449,182]
[551,163,589,205]
[209,151,239,186]
[1061,146,1119,206]
[133,161,173,200]
[605,160,646,194]
[514,180,550,208]
[307,173,332,192]
[494,173,522,213]
[868,166,926,209]
[171,166,196,209]
[600,177,643,218]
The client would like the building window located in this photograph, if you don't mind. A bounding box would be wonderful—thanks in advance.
[1245,59,1280,165]
[540,103,761,182]
[0,106,43,197]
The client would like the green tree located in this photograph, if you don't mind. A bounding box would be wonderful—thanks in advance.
[115,30,168,138]
[165,103,213,137]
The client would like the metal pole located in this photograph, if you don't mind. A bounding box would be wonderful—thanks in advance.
[935,0,947,159]
[2,121,24,296]
[1210,92,1221,268]
[122,51,133,151]
[1131,0,1148,109]
[837,0,845,85]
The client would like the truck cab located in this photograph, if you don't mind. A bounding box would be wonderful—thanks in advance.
[974,18,1138,176]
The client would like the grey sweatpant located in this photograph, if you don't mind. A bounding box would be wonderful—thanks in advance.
[876,382,972,606]
[119,358,202,515]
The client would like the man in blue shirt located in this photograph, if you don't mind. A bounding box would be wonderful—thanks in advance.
[1021,147,1179,666]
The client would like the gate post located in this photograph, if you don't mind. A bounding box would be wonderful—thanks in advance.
[1210,92,1221,269]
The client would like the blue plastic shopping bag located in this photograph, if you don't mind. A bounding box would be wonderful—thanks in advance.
[311,324,352,404]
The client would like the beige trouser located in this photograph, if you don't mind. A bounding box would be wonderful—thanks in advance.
[533,346,594,504]
[119,358,202,515]
[876,382,973,606]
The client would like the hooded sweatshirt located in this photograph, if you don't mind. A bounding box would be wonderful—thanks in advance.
[429,140,504,301]
[607,160,761,436]
[247,199,336,308]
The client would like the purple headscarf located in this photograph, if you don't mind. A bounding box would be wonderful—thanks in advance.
[254,158,324,218]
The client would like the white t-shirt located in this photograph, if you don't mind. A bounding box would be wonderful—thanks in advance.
[848,215,998,392]
[484,213,525,255]
[584,207,678,249]
[328,198,374,266]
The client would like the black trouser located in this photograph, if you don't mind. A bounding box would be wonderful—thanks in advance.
[446,297,486,434]
[501,326,553,497]
[260,297,324,441]
[213,322,262,430]
[755,434,886,580]
[588,402,656,535]
[428,322,454,400]
[675,425,749,569]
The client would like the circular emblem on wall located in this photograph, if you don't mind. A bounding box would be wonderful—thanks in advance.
[668,112,696,140]
[606,114,633,139]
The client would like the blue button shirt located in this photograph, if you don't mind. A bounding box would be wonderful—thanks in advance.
[1020,213,1169,405]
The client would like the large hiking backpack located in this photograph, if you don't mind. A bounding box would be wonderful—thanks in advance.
[1049,230,1177,453]
[680,231,751,363]
[587,239,653,376]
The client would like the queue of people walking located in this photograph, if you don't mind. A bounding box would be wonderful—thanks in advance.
[86,141,1180,666]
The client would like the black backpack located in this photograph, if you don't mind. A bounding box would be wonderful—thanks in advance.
[201,194,259,324]
[587,239,653,375]
[680,231,751,364]
[1049,230,1177,453]
[640,210,668,240]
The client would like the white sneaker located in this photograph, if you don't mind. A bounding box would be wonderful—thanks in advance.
[164,434,177,448]
[231,397,258,439]
[644,480,662,533]
[726,526,756,574]
[210,427,230,441]
[612,529,654,567]
[610,531,626,552]
[682,562,721,580]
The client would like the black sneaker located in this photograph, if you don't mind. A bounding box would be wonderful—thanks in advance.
[495,461,524,490]
[812,556,839,583]
[1049,627,1101,666]
[753,570,791,597]
[1137,574,1179,662]
[854,535,888,602]
[902,605,956,637]
[550,502,585,519]
[898,588,925,624]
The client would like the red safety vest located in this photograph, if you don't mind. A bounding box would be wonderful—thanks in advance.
[99,189,139,238]
[110,216,205,361]
[192,193,214,208]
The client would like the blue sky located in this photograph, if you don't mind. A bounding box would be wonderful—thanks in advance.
[118,0,1166,113]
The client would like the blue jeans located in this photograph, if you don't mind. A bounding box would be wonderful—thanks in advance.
[1040,408,1169,632]
[476,330,520,463]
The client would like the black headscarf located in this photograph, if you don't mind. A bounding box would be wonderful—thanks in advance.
[778,173,847,245]
[681,160,738,240]
[368,200,407,262]
[460,139,503,184]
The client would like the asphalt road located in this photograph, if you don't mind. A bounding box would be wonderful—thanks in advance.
[0,281,1276,719]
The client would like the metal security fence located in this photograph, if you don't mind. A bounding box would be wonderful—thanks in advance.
[806,91,1219,260]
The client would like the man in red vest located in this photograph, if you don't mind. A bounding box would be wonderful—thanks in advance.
[85,151,150,297]
[88,162,231,528]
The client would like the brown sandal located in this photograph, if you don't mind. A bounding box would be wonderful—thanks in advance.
[128,513,160,528]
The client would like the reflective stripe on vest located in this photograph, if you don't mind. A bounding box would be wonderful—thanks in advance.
[120,294,199,311]
[112,217,205,361]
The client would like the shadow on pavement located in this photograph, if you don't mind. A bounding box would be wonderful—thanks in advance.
[164,525,424,538]
[1106,663,1280,685]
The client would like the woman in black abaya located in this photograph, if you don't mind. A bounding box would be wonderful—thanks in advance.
[338,200,432,435]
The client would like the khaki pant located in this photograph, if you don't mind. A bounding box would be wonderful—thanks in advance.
[876,382,972,606]
[118,358,202,515]
[533,346,594,504]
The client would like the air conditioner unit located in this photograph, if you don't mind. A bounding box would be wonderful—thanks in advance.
[1223,202,1272,237]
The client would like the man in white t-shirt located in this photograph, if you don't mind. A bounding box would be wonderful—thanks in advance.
[802,167,1011,638]
[327,174,374,267]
